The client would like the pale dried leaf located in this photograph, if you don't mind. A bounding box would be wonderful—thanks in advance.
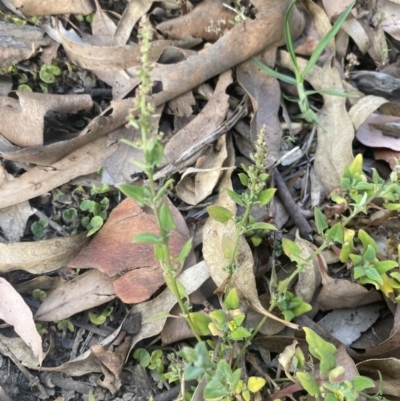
[322,0,354,19]
[0,277,42,363]
[176,135,227,205]
[0,135,117,209]
[372,0,400,41]
[341,18,370,55]
[0,333,40,367]
[314,62,354,193]
[34,269,116,322]
[15,276,67,295]
[0,232,89,274]
[0,165,34,242]
[295,231,325,303]
[13,0,94,16]
[348,95,389,130]
[0,92,92,147]
[278,340,298,383]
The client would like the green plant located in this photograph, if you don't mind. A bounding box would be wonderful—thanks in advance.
[57,320,74,339]
[253,0,355,127]
[133,348,166,379]
[35,323,48,336]
[31,219,48,240]
[32,289,47,301]
[88,306,113,325]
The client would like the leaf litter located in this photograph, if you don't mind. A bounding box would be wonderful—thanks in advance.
[2,0,400,400]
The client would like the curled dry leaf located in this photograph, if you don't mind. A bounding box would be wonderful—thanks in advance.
[238,50,282,167]
[0,277,43,364]
[0,21,50,68]
[0,232,89,274]
[295,230,325,303]
[0,92,93,147]
[34,269,116,322]
[202,135,298,329]
[156,0,235,42]
[69,197,191,304]
[348,95,389,130]
[313,61,355,193]
[0,135,117,209]
[12,0,94,16]
[318,267,382,311]
[91,334,131,396]
[176,134,228,205]
[0,165,34,242]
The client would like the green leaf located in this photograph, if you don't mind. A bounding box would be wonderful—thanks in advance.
[316,348,337,373]
[257,188,277,206]
[363,244,377,263]
[230,326,251,340]
[248,222,277,231]
[133,232,162,244]
[164,276,187,299]
[80,199,95,212]
[383,203,400,211]
[314,207,328,235]
[226,188,245,206]
[247,377,266,393]
[374,260,398,275]
[224,288,240,310]
[303,327,337,359]
[311,89,358,98]
[352,375,375,391]
[176,238,193,264]
[87,216,103,236]
[284,0,300,74]
[250,236,262,247]
[119,183,146,205]
[238,173,248,187]
[189,312,212,336]
[301,1,355,80]
[253,57,297,85]
[207,205,233,224]
[88,311,107,325]
[358,229,379,253]
[282,238,302,257]
[159,203,176,230]
[296,372,320,396]
[325,222,344,244]
[148,142,164,167]
[365,268,383,285]
[221,235,236,260]
[133,348,151,368]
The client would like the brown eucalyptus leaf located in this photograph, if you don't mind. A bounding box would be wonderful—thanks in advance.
[12,0,94,16]
[34,269,116,322]
[156,0,235,42]
[313,62,354,193]
[237,49,282,166]
[0,92,92,148]
[0,135,117,209]
[69,197,191,304]
[0,21,50,68]
[294,231,325,303]
[176,135,227,205]
[0,278,42,364]
[0,165,34,242]
[0,233,89,274]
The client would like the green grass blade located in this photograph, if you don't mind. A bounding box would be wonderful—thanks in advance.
[301,1,355,81]
[253,57,297,85]
[284,0,299,75]
[315,89,359,98]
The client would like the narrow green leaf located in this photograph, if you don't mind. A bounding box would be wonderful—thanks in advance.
[315,89,359,98]
[257,188,277,206]
[207,205,233,224]
[226,189,245,206]
[284,0,300,75]
[314,207,328,235]
[133,232,162,244]
[119,183,145,205]
[159,203,176,230]
[238,173,249,187]
[301,1,355,80]
[248,222,277,231]
[176,238,193,264]
[296,372,320,396]
[253,57,297,85]
[143,310,176,324]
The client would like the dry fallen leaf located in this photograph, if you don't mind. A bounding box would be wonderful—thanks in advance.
[0,165,34,242]
[34,269,116,322]
[0,277,43,364]
[0,232,89,274]
[69,197,190,304]
[13,0,94,16]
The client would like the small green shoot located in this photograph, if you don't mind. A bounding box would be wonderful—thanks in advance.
[254,0,355,127]
[31,219,48,240]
